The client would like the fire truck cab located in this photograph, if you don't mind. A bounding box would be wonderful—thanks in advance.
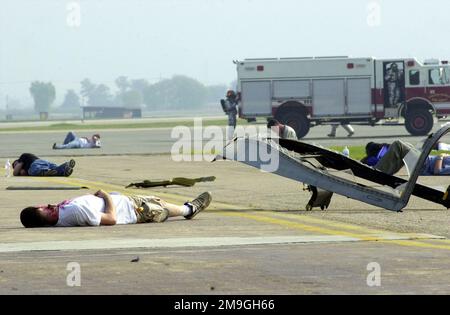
[235,56,450,138]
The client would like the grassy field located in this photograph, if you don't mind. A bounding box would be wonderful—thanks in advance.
[329,146,366,160]
[0,118,242,132]
[329,146,449,161]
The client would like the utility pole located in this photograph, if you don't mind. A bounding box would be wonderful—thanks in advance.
[5,95,9,120]
[5,95,8,110]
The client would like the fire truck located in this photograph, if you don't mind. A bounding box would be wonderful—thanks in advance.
[235,56,450,138]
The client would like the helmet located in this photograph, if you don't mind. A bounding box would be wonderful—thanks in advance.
[226,90,236,98]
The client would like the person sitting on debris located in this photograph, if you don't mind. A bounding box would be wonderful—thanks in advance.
[20,190,212,228]
[361,140,450,175]
[267,119,297,140]
[53,131,101,149]
[13,153,75,177]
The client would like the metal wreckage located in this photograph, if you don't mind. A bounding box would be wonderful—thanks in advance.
[218,125,450,212]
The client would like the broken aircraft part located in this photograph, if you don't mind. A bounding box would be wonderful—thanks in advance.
[219,125,450,212]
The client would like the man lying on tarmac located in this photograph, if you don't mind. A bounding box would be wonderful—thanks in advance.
[13,153,75,177]
[20,190,212,228]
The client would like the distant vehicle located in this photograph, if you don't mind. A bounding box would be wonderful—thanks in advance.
[235,56,450,138]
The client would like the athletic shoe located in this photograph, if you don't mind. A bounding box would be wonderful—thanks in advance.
[68,159,76,168]
[184,192,212,220]
[63,159,76,177]
[327,134,336,138]
[52,143,57,149]
[347,131,354,137]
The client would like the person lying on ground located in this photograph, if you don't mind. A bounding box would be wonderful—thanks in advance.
[53,131,101,149]
[361,140,450,175]
[20,190,212,228]
[12,153,75,177]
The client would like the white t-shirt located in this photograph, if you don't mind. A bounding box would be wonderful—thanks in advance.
[56,194,137,227]
[282,126,297,140]
[78,138,101,148]
[78,138,89,147]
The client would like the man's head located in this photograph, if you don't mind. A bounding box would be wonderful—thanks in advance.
[267,119,283,136]
[20,205,59,228]
[12,159,19,168]
[226,90,236,99]
[365,142,381,156]
[267,119,281,129]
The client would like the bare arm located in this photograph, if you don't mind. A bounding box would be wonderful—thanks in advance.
[434,154,448,175]
[96,190,117,225]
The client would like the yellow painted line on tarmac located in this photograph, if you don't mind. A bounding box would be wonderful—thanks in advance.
[421,238,450,249]
[384,239,450,251]
[31,177,450,251]
[218,212,450,250]
[432,239,450,244]
[219,212,396,242]
[264,211,389,235]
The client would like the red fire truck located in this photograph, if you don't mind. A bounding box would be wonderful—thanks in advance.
[235,56,450,138]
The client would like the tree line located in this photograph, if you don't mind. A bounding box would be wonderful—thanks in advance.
[29,75,230,114]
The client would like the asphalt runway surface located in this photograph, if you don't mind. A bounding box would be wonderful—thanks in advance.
[0,122,450,295]
[0,123,441,158]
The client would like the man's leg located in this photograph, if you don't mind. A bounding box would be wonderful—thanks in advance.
[374,140,414,175]
[328,124,338,137]
[63,131,77,144]
[342,124,354,137]
[226,112,237,140]
[55,159,76,177]
[164,192,212,219]
[28,160,58,176]
[128,195,171,223]
[128,192,212,223]
[54,139,82,150]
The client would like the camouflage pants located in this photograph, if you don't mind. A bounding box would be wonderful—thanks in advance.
[374,140,414,175]
[127,195,168,223]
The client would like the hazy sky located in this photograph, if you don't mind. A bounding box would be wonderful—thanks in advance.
[1,0,449,106]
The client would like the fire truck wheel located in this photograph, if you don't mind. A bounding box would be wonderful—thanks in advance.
[405,108,433,136]
[277,110,310,138]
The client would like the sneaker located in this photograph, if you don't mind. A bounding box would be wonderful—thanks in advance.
[327,134,336,138]
[63,159,76,177]
[184,192,212,220]
[347,131,354,137]
[52,143,57,149]
[68,159,76,168]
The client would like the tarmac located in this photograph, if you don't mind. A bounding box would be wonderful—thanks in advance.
[0,122,450,294]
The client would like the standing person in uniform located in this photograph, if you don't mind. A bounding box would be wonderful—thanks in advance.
[221,90,239,141]
[384,63,403,107]
[328,122,354,138]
